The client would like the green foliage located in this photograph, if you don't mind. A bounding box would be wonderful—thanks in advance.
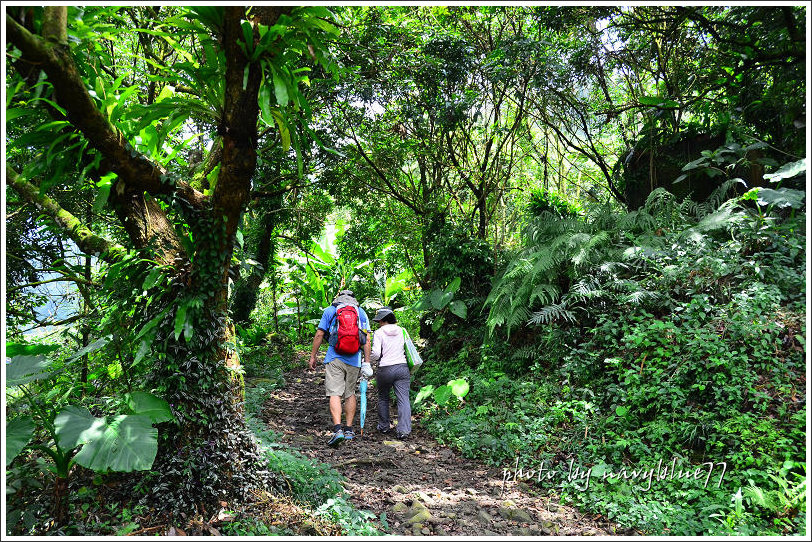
[527,188,583,219]
[422,157,805,535]
[313,497,381,536]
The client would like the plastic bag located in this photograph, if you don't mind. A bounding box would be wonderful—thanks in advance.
[402,329,423,372]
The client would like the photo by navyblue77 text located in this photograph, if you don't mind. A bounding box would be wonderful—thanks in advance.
[501,457,728,495]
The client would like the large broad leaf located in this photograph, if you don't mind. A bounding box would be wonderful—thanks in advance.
[433,385,452,406]
[753,188,805,209]
[55,406,158,473]
[411,294,433,312]
[69,336,111,361]
[414,384,435,406]
[124,391,174,424]
[763,158,806,183]
[430,289,453,310]
[448,300,467,319]
[6,355,52,387]
[5,343,60,358]
[445,277,461,294]
[448,378,470,400]
[639,95,679,108]
[54,406,108,449]
[6,416,35,466]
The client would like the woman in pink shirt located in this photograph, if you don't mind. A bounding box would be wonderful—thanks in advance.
[370,307,411,438]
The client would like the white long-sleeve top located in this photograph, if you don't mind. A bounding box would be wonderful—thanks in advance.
[370,324,407,367]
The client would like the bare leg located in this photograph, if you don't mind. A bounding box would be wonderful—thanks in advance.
[329,395,343,426]
[344,394,357,427]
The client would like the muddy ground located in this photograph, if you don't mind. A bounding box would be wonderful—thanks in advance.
[258,358,633,536]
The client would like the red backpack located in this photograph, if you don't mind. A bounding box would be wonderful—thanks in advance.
[329,304,365,355]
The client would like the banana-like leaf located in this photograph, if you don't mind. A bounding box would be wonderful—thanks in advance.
[6,416,35,466]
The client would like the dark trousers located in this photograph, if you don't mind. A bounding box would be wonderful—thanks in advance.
[376,364,412,435]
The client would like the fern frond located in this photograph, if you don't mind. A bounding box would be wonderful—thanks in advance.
[705,178,747,212]
[512,345,540,361]
[506,305,532,333]
[528,303,576,325]
[623,289,660,305]
[644,187,676,215]
[529,283,560,306]
[743,483,775,511]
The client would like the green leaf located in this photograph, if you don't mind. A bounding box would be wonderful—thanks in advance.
[69,336,111,361]
[142,268,163,291]
[271,67,289,106]
[448,300,467,319]
[55,407,158,473]
[412,294,432,312]
[414,384,435,406]
[241,20,254,55]
[681,157,708,171]
[430,289,453,310]
[433,385,452,406]
[615,406,628,417]
[5,342,60,357]
[124,391,174,424]
[763,158,806,183]
[445,276,461,294]
[753,188,805,209]
[54,406,105,450]
[270,109,291,151]
[5,107,31,122]
[639,96,679,108]
[174,304,187,341]
[132,330,155,367]
[183,316,195,341]
[448,378,469,399]
[6,355,52,387]
[6,416,35,466]
[431,315,445,332]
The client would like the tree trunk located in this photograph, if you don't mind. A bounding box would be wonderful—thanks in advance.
[6,5,292,517]
[232,215,277,324]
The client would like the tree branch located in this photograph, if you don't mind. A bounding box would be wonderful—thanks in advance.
[5,14,207,209]
[6,165,127,263]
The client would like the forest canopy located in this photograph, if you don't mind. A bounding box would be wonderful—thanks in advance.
[4,4,807,537]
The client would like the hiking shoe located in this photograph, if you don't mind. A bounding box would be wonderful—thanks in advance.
[395,432,409,440]
[344,429,355,440]
[327,429,344,447]
[378,427,391,435]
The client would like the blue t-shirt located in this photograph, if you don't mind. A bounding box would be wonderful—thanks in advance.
[318,305,371,368]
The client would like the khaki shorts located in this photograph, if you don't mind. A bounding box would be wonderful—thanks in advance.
[324,359,361,399]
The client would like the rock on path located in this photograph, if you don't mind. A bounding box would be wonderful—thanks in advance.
[257,359,627,536]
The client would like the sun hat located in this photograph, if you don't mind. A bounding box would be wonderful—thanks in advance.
[372,307,394,322]
[333,289,357,306]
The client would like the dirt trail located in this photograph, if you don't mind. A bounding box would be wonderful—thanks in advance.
[258,357,627,536]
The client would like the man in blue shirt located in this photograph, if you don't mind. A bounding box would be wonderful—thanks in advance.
[308,290,372,446]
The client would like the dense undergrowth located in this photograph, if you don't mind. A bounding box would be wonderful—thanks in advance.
[414,179,806,535]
